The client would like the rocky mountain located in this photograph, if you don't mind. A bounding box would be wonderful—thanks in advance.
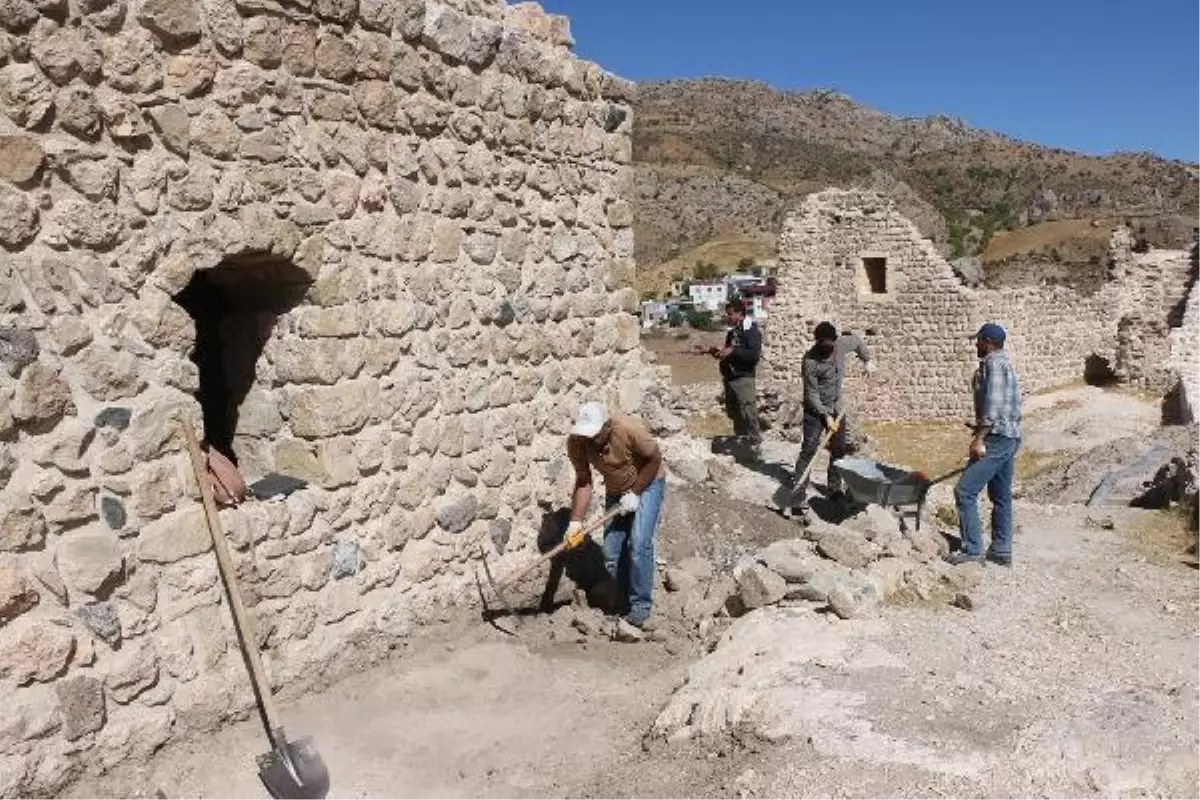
[632,79,1199,290]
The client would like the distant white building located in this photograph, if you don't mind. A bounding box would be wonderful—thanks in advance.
[688,281,728,311]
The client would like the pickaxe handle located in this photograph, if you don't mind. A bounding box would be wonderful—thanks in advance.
[793,413,841,488]
[495,506,624,590]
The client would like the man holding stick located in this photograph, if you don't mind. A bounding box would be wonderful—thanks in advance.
[783,321,875,524]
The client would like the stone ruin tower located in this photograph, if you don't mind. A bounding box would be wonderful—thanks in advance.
[0,0,668,793]
[763,189,1198,425]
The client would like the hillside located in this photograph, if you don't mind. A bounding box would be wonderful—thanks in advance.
[632,79,1199,293]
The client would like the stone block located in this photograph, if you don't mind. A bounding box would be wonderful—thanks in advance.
[732,559,787,612]
[130,460,181,521]
[273,439,324,485]
[0,617,74,685]
[284,379,378,439]
[0,133,43,184]
[0,684,61,748]
[435,491,477,534]
[236,388,283,437]
[12,361,73,430]
[191,108,241,160]
[315,30,355,81]
[137,508,211,564]
[60,531,125,597]
[105,640,160,704]
[398,536,439,583]
[0,63,54,128]
[76,601,122,646]
[815,528,878,569]
[0,494,48,552]
[422,2,471,62]
[0,183,38,248]
[137,0,201,45]
[56,675,106,740]
[316,438,359,488]
[0,555,38,624]
[147,104,190,157]
[43,484,98,528]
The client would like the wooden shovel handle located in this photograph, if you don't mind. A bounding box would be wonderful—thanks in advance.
[497,505,624,590]
[794,414,841,488]
[180,420,284,738]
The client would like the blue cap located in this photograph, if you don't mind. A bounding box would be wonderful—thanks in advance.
[975,323,1007,344]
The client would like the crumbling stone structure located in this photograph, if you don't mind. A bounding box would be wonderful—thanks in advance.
[763,189,1196,422]
[1167,282,1199,423]
[0,0,664,793]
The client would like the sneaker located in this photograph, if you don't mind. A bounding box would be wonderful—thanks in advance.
[945,551,984,566]
[781,506,811,525]
[626,614,656,632]
[828,489,850,505]
[612,618,645,642]
[985,549,1012,567]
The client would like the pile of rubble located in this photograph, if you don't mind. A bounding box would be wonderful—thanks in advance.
[523,491,983,655]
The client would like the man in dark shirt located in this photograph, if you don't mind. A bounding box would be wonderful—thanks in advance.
[709,299,763,455]
[784,321,874,523]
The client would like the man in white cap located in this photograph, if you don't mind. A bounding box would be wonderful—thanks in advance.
[565,401,666,636]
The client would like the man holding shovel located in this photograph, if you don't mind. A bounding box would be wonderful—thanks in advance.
[565,402,666,637]
[783,322,875,524]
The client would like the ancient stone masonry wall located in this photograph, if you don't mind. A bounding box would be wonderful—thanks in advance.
[762,189,1190,423]
[0,0,664,793]
[1107,227,1197,391]
[1167,283,1199,424]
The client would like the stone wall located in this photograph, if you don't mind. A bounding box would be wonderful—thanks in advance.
[1167,283,1199,423]
[0,0,663,794]
[762,189,1192,422]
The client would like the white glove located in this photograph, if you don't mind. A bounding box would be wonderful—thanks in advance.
[563,520,584,550]
[619,492,640,515]
[864,360,877,376]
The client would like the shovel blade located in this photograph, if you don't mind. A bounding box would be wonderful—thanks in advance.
[256,735,330,799]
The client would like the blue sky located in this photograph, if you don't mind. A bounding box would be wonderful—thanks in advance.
[539,0,1199,162]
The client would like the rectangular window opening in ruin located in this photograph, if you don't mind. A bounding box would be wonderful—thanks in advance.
[172,258,312,468]
[862,256,888,294]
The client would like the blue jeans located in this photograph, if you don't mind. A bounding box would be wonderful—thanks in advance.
[955,435,1020,556]
[602,478,665,625]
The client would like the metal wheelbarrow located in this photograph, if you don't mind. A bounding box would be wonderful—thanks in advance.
[831,457,966,532]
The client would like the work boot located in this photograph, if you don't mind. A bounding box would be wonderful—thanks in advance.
[985,549,1013,567]
[945,551,984,566]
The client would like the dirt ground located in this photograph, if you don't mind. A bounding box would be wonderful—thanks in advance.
[65,382,1198,799]
[643,329,726,386]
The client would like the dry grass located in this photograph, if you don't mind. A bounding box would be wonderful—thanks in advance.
[862,421,966,476]
[637,234,778,296]
[686,411,733,439]
[643,330,725,386]
[863,420,1073,486]
[1024,398,1083,423]
[1120,509,1200,569]
[982,218,1113,264]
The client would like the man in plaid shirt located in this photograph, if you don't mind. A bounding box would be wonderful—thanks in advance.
[948,323,1022,566]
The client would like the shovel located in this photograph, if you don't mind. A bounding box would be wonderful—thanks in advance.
[181,421,331,799]
[476,506,624,630]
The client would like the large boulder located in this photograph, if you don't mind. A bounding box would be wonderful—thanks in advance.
[732,559,786,612]
[815,528,879,569]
